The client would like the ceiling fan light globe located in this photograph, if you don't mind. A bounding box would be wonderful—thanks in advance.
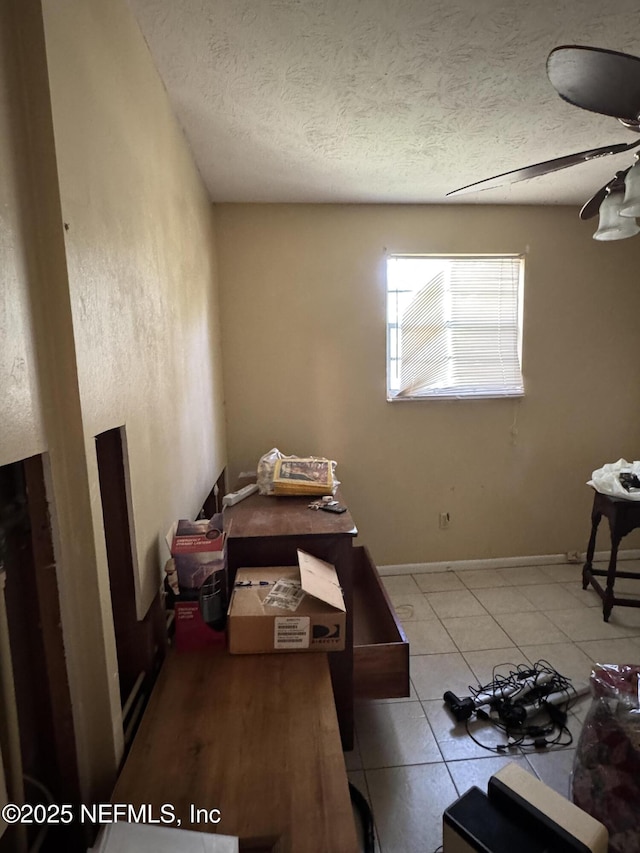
[593,192,640,240]
[619,161,640,218]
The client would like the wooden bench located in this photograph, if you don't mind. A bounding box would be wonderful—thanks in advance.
[112,649,358,853]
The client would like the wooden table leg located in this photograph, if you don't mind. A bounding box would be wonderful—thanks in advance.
[582,508,601,590]
[581,492,640,622]
[603,523,622,623]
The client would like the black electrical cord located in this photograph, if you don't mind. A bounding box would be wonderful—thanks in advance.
[464,716,574,755]
[459,660,580,754]
[349,781,375,853]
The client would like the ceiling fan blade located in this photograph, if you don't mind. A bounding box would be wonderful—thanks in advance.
[579,185,609,220]
[447,140,640,197]
[579,169,630,220]
[548,46,640,121]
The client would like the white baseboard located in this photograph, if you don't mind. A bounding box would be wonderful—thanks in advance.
[377,549,640,576]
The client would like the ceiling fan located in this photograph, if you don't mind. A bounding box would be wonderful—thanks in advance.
[447,45,640,240]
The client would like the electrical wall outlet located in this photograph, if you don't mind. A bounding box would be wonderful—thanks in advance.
[439,512,450,530]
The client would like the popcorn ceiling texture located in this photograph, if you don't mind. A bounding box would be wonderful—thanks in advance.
[130,0,640,204]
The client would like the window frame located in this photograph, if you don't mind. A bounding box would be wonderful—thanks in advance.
[386,253,525,402]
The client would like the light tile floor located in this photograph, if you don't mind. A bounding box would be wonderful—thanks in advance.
[345,560,640,853]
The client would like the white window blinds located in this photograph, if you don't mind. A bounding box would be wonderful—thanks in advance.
[387,255,524,400]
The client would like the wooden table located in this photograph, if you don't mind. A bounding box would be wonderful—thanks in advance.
[224,492,357,749]
[112,649,358,853]
[582,490,640,621]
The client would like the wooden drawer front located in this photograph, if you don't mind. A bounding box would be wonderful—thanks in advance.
[353,545,410,699]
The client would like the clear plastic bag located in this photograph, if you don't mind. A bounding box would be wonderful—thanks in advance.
[588,459,640,500]
[572,664,640,853]
[256,448,339,496]
[257,448,284,495]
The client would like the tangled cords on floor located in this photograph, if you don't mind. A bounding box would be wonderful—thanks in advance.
[464,659,579,753]
[349,781,375,853]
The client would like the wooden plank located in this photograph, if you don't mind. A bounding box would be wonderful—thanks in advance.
[18,455,86,851]
[23,456,81,796]
[112,650,358,853]
[95,428,166,718]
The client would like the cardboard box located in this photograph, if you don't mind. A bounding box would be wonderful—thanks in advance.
[228,550,346,654]
[165,515,226,592]
[174,601,226,653]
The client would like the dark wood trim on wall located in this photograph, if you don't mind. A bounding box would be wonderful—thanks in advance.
[95,428,166,752]
[0,454,83,852]
[201,468,227,518]
[23,456,80,805]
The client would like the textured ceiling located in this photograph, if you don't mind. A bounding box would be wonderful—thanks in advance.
[129,0,640,205]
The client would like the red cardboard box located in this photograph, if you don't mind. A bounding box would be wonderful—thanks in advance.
[165,516,226,592]
[174,601,226,653]
[170,517,224,555]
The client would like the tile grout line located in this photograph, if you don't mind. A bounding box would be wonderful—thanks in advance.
[372,570,640,850]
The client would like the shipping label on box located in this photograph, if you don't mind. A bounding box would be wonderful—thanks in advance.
[228,550,346,655]
[274,616,311,649]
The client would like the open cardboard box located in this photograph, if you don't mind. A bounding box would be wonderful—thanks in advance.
[228,550,346,654]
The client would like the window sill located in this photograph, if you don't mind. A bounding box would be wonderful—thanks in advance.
[387,391,525,402]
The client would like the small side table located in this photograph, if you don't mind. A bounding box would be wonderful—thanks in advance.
[582,490,640,621]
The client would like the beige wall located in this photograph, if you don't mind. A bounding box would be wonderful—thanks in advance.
[0,2,46,467]
[42,0,227,619]
[217,203,640,567]
[0,0,226,803]
[2,0,638,806]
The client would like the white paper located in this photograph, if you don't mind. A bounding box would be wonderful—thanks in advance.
[263,578,305,611]
[274,616,310,649]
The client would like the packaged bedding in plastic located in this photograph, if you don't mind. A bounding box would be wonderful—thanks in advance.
[256,448,339,496]
[572,664,640,853]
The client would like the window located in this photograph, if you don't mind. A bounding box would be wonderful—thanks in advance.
[386,254,524,400]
